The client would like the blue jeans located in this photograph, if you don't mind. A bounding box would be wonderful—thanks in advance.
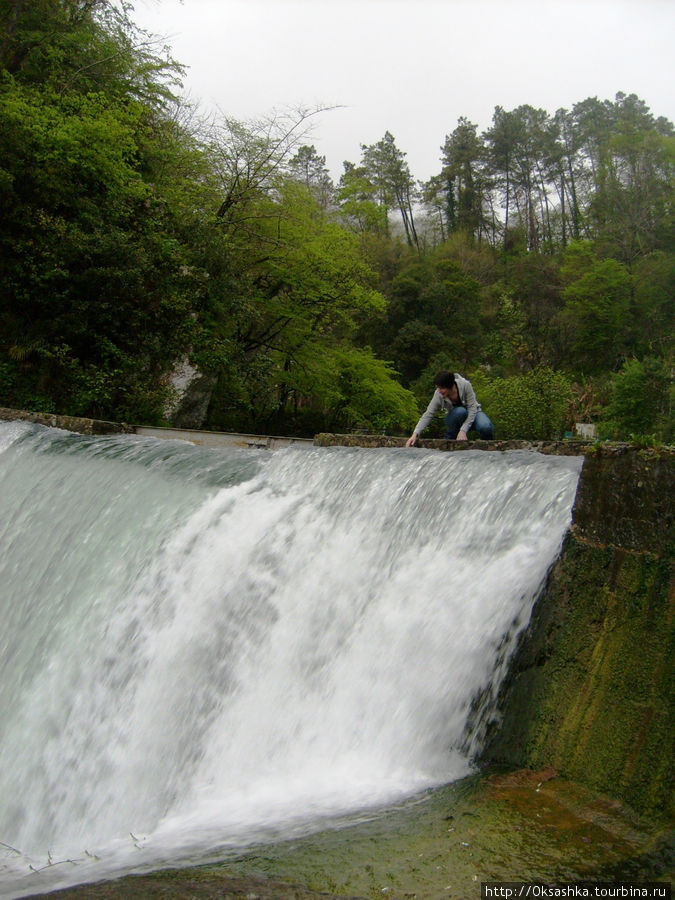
[445,407,494,440]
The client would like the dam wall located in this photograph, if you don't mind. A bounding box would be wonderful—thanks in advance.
[1,408,672,816]
[481,443,673,817]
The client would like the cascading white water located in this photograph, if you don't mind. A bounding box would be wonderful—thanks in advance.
[0,421,582,898]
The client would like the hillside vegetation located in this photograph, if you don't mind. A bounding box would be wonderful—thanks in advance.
[1,1,672,440]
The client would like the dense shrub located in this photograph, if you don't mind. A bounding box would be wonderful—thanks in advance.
[598,357,673,442]
[474,367,573,441]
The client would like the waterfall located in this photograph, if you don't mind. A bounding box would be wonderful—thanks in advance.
[0,421,582,897]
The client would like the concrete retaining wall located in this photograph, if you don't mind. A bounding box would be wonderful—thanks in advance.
[481,445,673,815]
[313,432,593,455]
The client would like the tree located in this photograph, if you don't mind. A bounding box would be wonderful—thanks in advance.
[492,105,554,252]
[0,0,206,420]
[600,357,673,441]
[559,242,631,373]
[494,253,564,368]
[337,161,389,236]
[419,173,449,248]
[200,171,413,435]
[483,106,522,238]
[372,248,484,386]
[287,144,334,209]
[281,344,418,435]
[440,117,491,242]
[597,115,674,261]
[552,107,584,245]
[471,367,573,440]
[360,131,419,249]
[629,252,675,357]
[571,93,674,262]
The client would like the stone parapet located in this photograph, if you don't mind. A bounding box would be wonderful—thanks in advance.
[0,406,133,435]
[313,432,594,455]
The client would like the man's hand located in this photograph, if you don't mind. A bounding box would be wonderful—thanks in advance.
[405,433,419,447]
[456,431,468,441]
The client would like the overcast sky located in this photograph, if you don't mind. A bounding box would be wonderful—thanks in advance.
[132,0,675,183]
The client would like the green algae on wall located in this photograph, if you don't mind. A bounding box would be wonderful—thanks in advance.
[481,446,674,817]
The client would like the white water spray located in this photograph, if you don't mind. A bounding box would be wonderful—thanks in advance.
[0,422,582,897]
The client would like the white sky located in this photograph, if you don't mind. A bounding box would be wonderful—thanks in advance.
[132,0,675,183]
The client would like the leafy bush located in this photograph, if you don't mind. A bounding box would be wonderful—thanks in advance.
[477,367,573,440]
[328,347,419,433]
[598,357,673,442]
[559,244,631,373]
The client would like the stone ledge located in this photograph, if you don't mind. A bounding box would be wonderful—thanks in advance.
[313,433,675,459]
[0,407,133,435]
[313,433,594,454]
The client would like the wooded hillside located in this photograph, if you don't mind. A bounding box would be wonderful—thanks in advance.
[1,0,672,440]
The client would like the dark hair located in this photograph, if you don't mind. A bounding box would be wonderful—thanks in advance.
[434,371,456,389]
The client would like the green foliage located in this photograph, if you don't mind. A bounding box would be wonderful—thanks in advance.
[0,5,671,441]
[193,172,411,436]
[440,117,486,238]
[567,375,613,428]
[629,252,675,357]
[337,162,389,235]
[481,290,530,371]
[366,244,485,387]
[589,97,675,262]
[476,367,574,440]
[330,348,418,432]
[559,243,631,372]
[598,357,673,442]
[288,144,333,208]
[497,254,563,368]
[390,320,449,385]
[290,346,418,434]
[206,340,417,437]
[354,131,419,248]
[0,1,203,423]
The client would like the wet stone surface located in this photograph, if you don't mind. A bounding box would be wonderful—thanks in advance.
[28,771,673,900]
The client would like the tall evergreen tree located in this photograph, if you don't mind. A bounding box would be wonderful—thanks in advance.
[440,117,490,242]
[287,144,334,209]
[360,131,419,249]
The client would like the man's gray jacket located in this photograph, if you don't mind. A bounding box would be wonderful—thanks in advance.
[413,373,480,437]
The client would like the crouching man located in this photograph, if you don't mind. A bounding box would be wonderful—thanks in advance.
[405,370,494,446]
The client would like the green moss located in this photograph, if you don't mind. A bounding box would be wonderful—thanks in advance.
[483,535,673,816]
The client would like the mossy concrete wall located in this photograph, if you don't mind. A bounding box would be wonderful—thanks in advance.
[481,445,673,817]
